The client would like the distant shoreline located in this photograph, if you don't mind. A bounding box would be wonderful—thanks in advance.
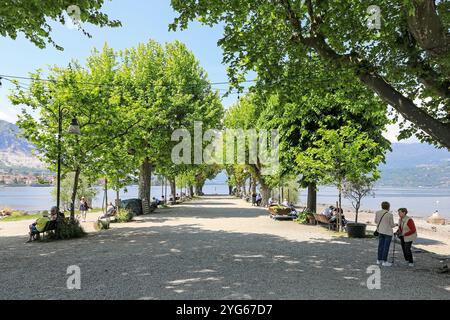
[1,183,450,188]
[1,184,449,217]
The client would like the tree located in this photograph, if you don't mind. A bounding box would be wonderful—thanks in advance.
[0,0,121,50]
[343,176,375,224]
[114,40,223,210]
[224,94,279,206]
[100,143,138,212]
[51,172,98,212]
[170,0,450,149]
[296,126,385,231]
[259,56,391,212]
[10,46,140,219]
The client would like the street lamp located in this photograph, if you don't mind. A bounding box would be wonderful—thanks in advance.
[56,105,80,214]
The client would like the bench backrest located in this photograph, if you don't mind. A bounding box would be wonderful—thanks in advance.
[313,213,330,223]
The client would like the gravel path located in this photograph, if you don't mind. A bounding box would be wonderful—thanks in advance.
[0,196,449,300]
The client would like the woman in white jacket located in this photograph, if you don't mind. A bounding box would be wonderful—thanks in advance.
[374,202,396,266]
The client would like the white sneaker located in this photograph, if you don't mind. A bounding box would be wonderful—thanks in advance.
[382,262,392,267]
[408,263,415,267]
[376,260,382,265]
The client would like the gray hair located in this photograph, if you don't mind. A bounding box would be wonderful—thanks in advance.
[50,206,58,212]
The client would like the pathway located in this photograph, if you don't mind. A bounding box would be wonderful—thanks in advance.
[0,196,448,299]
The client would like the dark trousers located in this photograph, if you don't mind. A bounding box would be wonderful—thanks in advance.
[377,233,392,262]
[399,236,413,263]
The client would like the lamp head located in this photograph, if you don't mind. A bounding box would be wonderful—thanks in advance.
[68,118,81,135]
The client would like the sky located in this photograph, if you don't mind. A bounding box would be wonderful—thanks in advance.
[0,0,415,143]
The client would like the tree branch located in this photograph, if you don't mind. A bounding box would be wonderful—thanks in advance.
[406,0,450,57]
[278,0,450,148]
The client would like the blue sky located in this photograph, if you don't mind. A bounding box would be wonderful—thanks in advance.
[0,1,241,120]
[0,0,411,142]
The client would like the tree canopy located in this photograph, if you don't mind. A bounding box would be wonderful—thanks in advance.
[0,0,121,50]
[9,39,223,215]
[170,0,450,149]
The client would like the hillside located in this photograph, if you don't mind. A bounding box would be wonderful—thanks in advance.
[380,143,450,169]
[378,143,450,187]
[0,120,45,172]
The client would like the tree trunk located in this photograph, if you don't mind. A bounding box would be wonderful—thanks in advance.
[338,186,342,232]
[406,0,449,57]
[138,157,152,214]
[228,185,233,195]
[189,184,194,197]
[70,167,81,221]
[358,72,450,149]
[195,182,205,196]
[164,177,167,204]
[260,180,271,207]
[307,182,317,213]
[116,188,120,213]
[251,176,257,195]
[161,176,164,200]
[104,177,108,215]
[149,166,152,203]
[170,178,176,204]
[355,203,360,224]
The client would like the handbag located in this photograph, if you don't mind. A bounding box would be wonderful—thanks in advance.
[374,211,388,237]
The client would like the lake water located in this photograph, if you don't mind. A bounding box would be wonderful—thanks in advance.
[0,184,449,218]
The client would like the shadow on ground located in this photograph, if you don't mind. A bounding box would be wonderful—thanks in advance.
[0,196,448,300]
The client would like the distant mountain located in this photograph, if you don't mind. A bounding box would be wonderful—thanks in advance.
[378,143,450,187]
[380,143,450,169]
[0,120,34,153]
[0,120,45,172]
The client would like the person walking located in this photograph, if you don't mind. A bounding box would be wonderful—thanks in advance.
[374,201,395,266]
[396,208,417,267]
[79,197,90,222]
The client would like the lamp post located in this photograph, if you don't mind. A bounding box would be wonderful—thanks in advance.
[55,102,80,214]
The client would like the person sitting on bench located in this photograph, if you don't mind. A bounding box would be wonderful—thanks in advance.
[321,206,334,218]
[26,206,58,243]
[329,208,348,230]
[152,197,161,206]
[100,202,116,219]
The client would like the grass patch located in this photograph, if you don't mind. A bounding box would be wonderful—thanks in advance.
[331,231,348,238]
[1,208,103,223]
[0,213,42,222]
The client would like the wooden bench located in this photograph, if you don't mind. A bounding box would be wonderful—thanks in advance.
[313,213,333,230]
[269,206,296,221]
[31,220,57,241]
